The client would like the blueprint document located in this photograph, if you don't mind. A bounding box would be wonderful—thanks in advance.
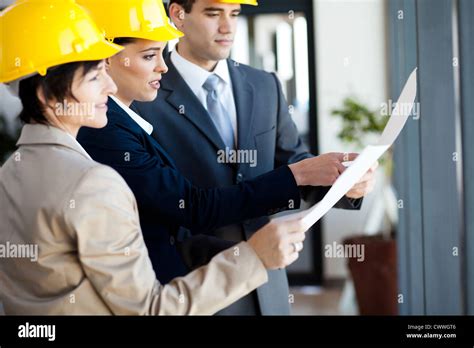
[274,68,418,231]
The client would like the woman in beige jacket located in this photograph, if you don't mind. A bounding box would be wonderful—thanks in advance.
[0,0,306,315]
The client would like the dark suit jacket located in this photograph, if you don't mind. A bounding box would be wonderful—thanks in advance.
[132,56,361,314]
[77,98,301,284]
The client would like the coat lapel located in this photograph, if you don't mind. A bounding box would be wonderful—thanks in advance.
[108,97,177,167]
[17,124,92,161]
[227,60,255,151]
[162,56,228,152]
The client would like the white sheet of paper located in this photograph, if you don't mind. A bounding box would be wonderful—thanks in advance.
[273,68,418,230]
[378,68,418,146]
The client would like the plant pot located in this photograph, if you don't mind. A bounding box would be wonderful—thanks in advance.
[343,234,398,315]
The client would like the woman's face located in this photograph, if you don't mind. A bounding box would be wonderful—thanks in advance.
[105,39,168,105]
[43,61,117,133]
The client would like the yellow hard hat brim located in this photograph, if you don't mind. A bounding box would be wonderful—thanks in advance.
[219,0,258,6]
[0,40,123,84]
[125,23,184,42]
[0,0,126,84]
[78,0,184,43]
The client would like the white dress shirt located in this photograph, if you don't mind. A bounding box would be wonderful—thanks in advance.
[110,95,154,135]
[171,49,238,145]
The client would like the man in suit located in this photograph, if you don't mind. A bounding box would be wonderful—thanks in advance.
[132,0,376,315]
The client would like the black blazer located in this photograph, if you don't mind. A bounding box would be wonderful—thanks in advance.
[77,98,301,283]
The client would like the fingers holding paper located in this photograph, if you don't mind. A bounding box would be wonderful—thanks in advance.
[345,160,379,199]
[247,218,307,270]
[288,152,359,187]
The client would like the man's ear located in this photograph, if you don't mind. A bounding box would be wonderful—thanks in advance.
[105,57,112,70]
[169,3,186,29]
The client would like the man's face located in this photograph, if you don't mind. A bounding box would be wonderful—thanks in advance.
[175,0,241,62]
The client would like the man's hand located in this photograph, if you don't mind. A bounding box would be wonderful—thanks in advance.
[288,152,358,187]
[346,161,378,199]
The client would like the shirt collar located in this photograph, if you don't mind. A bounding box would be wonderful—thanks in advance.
[109,95,153,135]
[171,49,231,94]
[213,57,231,85]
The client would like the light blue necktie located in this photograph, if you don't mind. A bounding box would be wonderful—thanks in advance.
[203,74,235,149]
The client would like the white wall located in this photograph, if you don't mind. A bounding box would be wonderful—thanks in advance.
[1,0,30,133]
[314,0,389,278]
[0,0,14,8]
[0,85,22,133]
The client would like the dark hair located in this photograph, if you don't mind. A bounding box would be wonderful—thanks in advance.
[169,0,196,13]
[18,60,102,125]
[112,37,137,45]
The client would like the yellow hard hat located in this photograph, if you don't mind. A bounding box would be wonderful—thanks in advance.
[77,0,184,42]
[219,0,258,5]
[0,0,124,84]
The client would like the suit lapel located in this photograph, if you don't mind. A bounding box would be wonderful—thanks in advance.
[148,133,177,167]
[162,56,228,152]
[227,60,255,151]
[108,97,177,167]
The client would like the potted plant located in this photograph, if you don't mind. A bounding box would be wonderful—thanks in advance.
[331,97,398,315]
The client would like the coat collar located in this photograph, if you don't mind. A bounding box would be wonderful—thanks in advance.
[109,95,153,135]
[107,97,177,167]
[106,97,146,133]
[170,49,232,97]
[161,55,227,151]
[161,54,255,152]
[17,123,92,160]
